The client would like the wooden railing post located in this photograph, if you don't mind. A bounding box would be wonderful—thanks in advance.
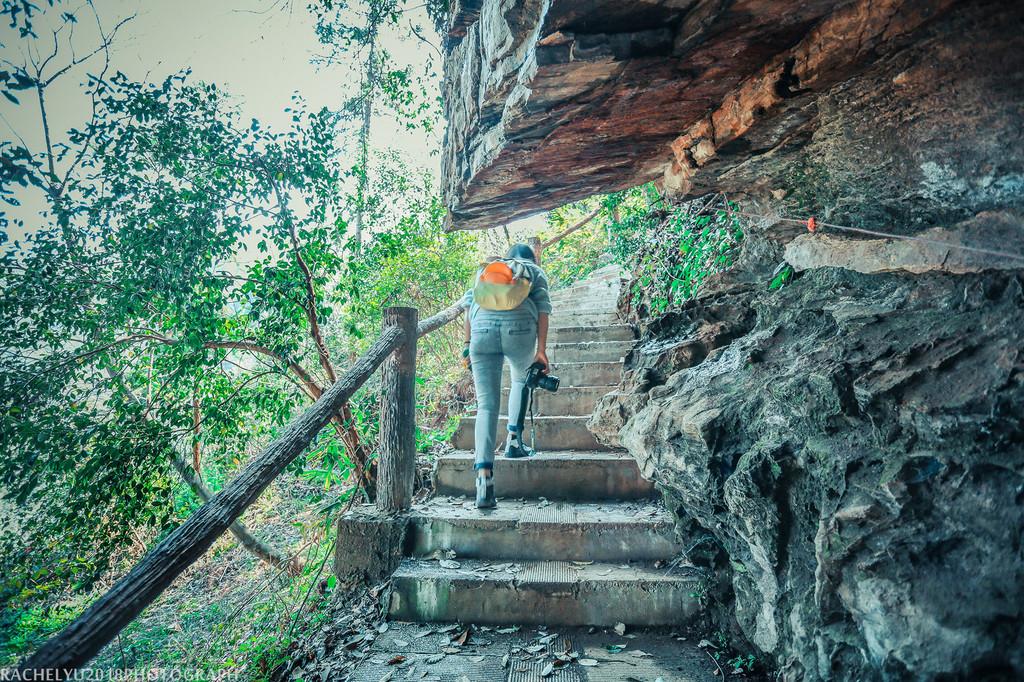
[377,306,419,512]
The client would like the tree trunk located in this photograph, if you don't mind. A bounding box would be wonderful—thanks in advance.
[527,237,543,264]
[353,37,376,252]
[20,325,405,676]
[376,307,419,512]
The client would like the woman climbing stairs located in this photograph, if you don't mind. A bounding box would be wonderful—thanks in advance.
[387,265,703,627]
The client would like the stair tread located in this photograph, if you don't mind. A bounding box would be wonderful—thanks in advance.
[549,339,630,347]
[434,449,655,500]
[500,384,616,392]
[504,360,622,367]
[410,498,673,527]
[549,323,632,332]
[442,449,630,461]
[459,414,595,422]
[392,558,698,585]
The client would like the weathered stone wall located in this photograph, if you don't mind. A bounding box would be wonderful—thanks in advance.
[440,0,1016,232]
[443,0,1024,679]
[672,0,1024,232]
[593,237,1024,679]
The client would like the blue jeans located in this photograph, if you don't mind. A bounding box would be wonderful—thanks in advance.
[469,309,537,471]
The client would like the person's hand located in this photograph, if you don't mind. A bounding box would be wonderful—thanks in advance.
[533,349,550,373]
[462,345,472,371]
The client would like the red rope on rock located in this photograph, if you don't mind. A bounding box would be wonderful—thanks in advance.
[707,199,1024,264]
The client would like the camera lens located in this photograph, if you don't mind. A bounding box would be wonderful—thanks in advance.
[540,373,559,392]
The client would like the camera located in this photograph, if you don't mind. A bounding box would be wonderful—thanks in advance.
[525,361,559,393]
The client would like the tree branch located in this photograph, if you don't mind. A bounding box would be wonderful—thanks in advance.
[540,206,603,250]
[104,367,301,574]
[260,160,339,386]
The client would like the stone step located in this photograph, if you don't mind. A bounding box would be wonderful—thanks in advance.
[503,361,621,387]
[548,310,622,328]
[550,294,620,312]
[388,559,700,626]
[549,266,624,290]
[550,290,622,309]
[499,385,611,416]
[585,262,630,279]
[548,323,634,344]
[453,415,608,451]
[549,269,626,299]
[406,499,681,562]
[433,450,655,501]
[548,339,631,364]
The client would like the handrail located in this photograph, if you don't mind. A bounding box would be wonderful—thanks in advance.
[20,303,464,676]
[417,301,464,337]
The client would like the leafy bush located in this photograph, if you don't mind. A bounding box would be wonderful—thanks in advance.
[624,198,744,317]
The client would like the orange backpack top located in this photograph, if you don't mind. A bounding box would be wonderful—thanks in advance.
[472,259,533,310]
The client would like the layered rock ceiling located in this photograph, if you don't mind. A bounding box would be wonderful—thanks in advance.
[442,0,962,230]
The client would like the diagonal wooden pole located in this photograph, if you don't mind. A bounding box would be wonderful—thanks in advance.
[18,325,406,675]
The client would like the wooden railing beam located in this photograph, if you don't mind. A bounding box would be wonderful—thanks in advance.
[416,301,463,337]
[19,325,407,676]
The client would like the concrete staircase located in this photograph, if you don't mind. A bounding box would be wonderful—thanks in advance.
[387,264,701,627]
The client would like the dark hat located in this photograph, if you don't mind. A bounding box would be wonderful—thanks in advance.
[505,243,536,263]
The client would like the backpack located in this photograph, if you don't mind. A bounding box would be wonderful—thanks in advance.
[472,259,533,311]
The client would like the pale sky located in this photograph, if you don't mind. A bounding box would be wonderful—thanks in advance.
[0,0,446,238]
[0,0,545,245]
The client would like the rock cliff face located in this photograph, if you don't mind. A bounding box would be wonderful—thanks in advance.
[591,218,1024,678]
[442,0,1024,679]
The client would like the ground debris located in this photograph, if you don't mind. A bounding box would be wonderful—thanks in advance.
[269,581,393,682]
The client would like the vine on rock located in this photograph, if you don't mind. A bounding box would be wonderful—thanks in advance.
[618,196,744,324]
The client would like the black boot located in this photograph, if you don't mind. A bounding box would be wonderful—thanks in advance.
[475,475,496,508]
[503,431,534,459]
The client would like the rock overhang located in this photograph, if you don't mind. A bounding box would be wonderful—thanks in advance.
[440,0,965,231]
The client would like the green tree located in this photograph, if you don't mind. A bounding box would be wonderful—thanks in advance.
[537,184,661,289]
[338,154,478,422]
[310,0,442,249]
[0,21,361,604]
